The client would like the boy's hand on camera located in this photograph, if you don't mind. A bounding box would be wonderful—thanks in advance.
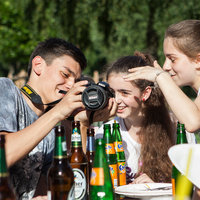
[74,109,90,127]
[54,80,88,120]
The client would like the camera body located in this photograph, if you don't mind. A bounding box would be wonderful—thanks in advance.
[82,81,114,111]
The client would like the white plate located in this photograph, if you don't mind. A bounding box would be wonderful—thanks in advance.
[115,183,172,198]
[168,144,200,188]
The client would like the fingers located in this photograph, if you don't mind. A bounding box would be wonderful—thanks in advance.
[63,80,88,102]
[31,196,47,200]
[131,174,154,184]
[54,82,88,120]
[127,68,137,72]
[122,69,139,81]
[74,80,88,87]
[127,61,162,71]
[153,60,162,70]
[123,67,150,81]
[74,110,90,127]
[123,65,164,83]
[66,80,88,96]
[92,98,117,122]
[108,98,118,117]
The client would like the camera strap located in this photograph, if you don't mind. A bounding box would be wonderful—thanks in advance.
[20,84,61,106]
[21,84,75,121]
[89,111,95,125]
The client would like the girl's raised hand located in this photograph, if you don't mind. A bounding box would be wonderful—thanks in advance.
[123,60,165,83]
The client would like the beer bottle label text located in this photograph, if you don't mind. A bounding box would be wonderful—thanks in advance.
[73,168,86,199]
[114,141,124,152]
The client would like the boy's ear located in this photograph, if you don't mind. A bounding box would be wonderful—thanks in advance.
[141,86,152,101]
[196,53,200,63]
[32,56,43,76]
[195,54,200,74]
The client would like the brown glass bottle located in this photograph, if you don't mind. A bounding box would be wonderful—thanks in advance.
[86,127,95,181]
[0,135,16,200]
[69,121,88,200]
[47,125,75,200]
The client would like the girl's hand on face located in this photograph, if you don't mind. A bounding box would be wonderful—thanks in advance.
[74,96,118,127]
[130,173,154,184]
[123,61,164,83]
[93,97,118,122]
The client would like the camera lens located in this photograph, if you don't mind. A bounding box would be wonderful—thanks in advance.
[82,81,114,111]
[82,84,108,111]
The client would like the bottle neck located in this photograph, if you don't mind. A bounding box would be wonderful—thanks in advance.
[0,144,8,177]
[54,135,67,159]
[87,135,95,152]
[71,146,83,153]
[176,123,188,144]
[103,128,112,142]
[116,130,122,140]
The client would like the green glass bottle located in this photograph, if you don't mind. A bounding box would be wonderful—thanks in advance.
[112,122,126,186]
[103,124,118,189]
[90,139,114,200]
[47,124,75,200]
[69,121,88,200]
[172,122,193,198]
[0,135,16,200]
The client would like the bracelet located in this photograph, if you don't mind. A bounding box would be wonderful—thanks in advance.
[155,71,166,82]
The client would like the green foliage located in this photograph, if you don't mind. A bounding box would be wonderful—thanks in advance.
[0,0,200,82]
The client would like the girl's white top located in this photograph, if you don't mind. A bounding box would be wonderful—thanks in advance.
[95,116,141,183]
[95,116,196,183]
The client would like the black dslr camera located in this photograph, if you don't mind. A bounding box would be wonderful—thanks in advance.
[82,81,114,111]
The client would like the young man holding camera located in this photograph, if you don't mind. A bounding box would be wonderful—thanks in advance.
[0,38,117,199]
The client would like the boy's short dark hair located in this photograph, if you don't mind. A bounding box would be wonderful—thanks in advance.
[27,38,87,77]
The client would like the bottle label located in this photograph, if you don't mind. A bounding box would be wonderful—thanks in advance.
[47,191,51,200]
[109,163,118,188]
[97,192,106,198]
[90,168,104,186]
[54,136,67,158]
[87,136,95,152]
[114,141,124,152]
[105,143,115,154]
[73,168,86,199]
[71,130,81,142]
[67,183,75,200]
[62,141,67,152]
[0,172,8,177]
[172,178,176,196]
[118,161,126,186]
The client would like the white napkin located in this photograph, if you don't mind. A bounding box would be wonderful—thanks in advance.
[168,144,200,188]
[115,183,172,195]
